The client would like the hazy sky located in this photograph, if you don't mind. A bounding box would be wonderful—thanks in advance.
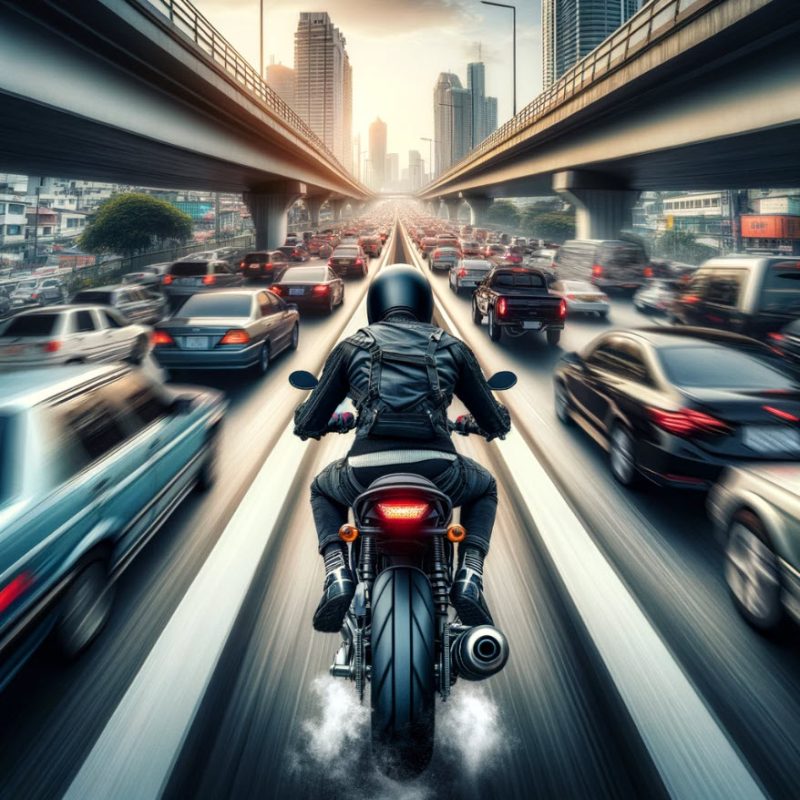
[194,0,542,175]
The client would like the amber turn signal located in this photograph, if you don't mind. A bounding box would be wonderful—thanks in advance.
[338,524,359,543]
[447,524,466,543]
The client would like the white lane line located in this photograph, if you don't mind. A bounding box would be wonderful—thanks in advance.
[399,224,767,800]
[63,232,396,799]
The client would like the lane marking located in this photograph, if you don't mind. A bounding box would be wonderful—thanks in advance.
[400,223,766,800]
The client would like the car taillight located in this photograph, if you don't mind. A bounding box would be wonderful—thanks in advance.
[0,571,33,614]
[497,297,508,317]
[31,293,39,300]
[219,329,250,345]
[763,405,800,423]
[644,266,653,278]
[270,285,284,295]
[559,299,567,318]
[151,330,175,347]
[681,294,700,304]
[239,261,246,269]
[767,332,784,342]
[355,259,364,266]
[433,250,441,259]
[163,275,173,285]
[592,265,603,277]
[42,340,61,353]
[376,501,430,522]
[202,275,216,285]
[457,268,467,277]
[313,284,330,295]
[647,407,730,437]
[566,293,576,300]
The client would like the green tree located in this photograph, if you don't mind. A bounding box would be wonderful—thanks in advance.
[486,200,520,228]
[533,212,575,242]
[80,193,193,256]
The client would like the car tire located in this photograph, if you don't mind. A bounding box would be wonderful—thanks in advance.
[609,423,640,488]
[289,323,300,350]
[725,510,785,634]
[547,329,561,347]
[254,342,270,376]
[487,308,501,342]
[472,299,483,325]
[196,435,218,492]
[54,560,114,660]
[554,379,573,425]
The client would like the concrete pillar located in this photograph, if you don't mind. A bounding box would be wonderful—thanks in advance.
[244,181,305,250]
[553,171,639,240]
[328,198,345,223]
[305,194,329,230]
[442,197,462,221]
[464,195,493,227]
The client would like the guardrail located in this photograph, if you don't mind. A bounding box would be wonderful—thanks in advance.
[137,0,357,184]
[425,0,715,190]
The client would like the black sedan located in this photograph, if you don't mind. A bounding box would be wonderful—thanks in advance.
[270,266,344,314]
[151,289,299,377]
[554,328,800,489]
[238,250,290,282]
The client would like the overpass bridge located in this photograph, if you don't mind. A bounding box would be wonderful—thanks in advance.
[419,0,800,239]
[0,0,372,248]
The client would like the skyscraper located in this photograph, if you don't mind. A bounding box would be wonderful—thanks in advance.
[385,153,400,188]
[368,118,387,190]
[467,62,499,146]
[542,0,641,88]
[293,12,353,169]
[265,62,295,111]
[408,150,423,191]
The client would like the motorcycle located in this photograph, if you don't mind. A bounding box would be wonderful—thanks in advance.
[290,368,516,778]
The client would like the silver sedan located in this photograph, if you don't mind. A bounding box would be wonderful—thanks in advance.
[549,280,610,318]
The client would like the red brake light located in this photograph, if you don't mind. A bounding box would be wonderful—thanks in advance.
[376,501,430,521]
[163,274,173,285]
[497,297,508,317]
[42,340,61,353]
[202,275,216,285]
[566,293,576,300]
[592,265,603,277]
[355,259,364,266]
[239,261,246,268]
[559,299,567,318]
[433,250,441,258]
[647,407,730,437]
[682,294,700,304]
[219,329,250,345]
[768,332,785,342]
[313,284,330,295]
[762,405,800,423]
[270,285,284,295]
[151,330,175,347]
[31,293,39,300]
[644,266,653,278]
[0,572,33,614]
[457,268,467,277]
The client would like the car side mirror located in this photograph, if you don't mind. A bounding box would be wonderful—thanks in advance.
[170,394,196,415]
[289,370,318,390]
[487,371,517,391]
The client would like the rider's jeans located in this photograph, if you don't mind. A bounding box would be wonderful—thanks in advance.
[310,455,497,555]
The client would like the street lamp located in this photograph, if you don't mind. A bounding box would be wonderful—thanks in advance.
[481,1,516,116]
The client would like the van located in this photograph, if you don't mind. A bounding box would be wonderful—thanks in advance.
[555,239,648,289]
[672,256,800,341]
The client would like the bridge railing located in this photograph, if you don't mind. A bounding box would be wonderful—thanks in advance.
[138,0,356,184]
[426,0,711,190]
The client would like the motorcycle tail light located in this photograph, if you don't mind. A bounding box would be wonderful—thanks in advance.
[376,501,430,522]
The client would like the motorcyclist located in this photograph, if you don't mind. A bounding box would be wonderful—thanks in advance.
[294,264,511,633]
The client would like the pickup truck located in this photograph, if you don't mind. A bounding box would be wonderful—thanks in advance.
[472,266,566,346]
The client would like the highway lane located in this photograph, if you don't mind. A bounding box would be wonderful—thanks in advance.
[0,242,395,800]
[407,224,800,800]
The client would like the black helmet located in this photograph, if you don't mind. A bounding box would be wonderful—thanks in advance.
[366,264,433,324]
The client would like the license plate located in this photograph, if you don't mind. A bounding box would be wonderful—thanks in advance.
[184,336,208,350]
[175,277,196,285]
[12,299,24,306]
[289,287,305,296]
[743,426,800,453]
[461,281,476,287]
[343,260,353,266]
[523,321,543,330]
[248,265,261,272]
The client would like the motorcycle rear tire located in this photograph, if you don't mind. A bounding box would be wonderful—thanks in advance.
[371,566,436,779]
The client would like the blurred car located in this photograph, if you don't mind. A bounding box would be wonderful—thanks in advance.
[448,258,493,294]
[429,247,460,272]
[549,280,609,317]
[238,250,290,282]
[555,328,800,489]
[483,243,506,261]
[9,277,67,309]
[708,465,800,633]
[162,259,243,310]
[151,289,299,376]
[419,237,439,259]
[277,244,310,263]
[121,267,166,290]
[633,280,680,315]
[71,285,166,325]
[459,240,482,257]
[529,248,559,270]
[0,288,11,318]
[328,245,368,278]
[500,246,525,265]
[0,306,151,369]
[555,239,649,290]
[769,317,800,371]
[0,364,224,688]
[359,235,383,258]
[270,265,344,314]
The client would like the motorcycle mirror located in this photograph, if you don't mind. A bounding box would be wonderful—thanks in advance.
[289,370,319,390]
[486,371,517,391]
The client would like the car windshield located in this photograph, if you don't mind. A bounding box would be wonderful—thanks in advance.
[759,263,800,313]
[602,244,646,266]
[283,267,326,282]
[73,291,112,304]
[493,272,545,288]
[659,346,795,389]
[169,262,208,276]
[0,414,12,506]
[2,314,59,337]
[180,293,252,317]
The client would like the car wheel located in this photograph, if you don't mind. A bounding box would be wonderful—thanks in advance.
[487,308,501,342]
[472,299,483,325]
[289,323,300,350]
[554,379,573,425]
[547,329,561,347]
[362,264,368,278]
[54,560,114,659]
[725,510,784,633]
[609,423,640,488]
[254,342,270,376]
[196,435,218,492]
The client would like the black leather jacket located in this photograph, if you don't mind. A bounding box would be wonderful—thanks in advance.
[294,314,511,457]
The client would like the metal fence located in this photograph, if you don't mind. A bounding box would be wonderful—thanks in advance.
[426,0,715,190]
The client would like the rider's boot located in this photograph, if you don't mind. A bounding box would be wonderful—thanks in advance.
[450,545,494,626]
[313,542,356,632]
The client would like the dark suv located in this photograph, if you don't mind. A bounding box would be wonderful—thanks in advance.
[555,239,648,290]
[162,259,243,310]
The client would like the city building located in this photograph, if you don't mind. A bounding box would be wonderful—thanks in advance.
[293,12,353,169]
[466,62,499,146]
[408,150,423,192]
[368,117,387,190]
[543,0,641,88]
[385,153,400,189]
[0,194,27,248]
[265,61,295,111]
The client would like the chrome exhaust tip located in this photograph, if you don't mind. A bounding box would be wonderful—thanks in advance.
[452,625,509,681]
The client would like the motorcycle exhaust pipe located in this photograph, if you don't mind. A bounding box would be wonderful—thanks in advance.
[451,625,509,681]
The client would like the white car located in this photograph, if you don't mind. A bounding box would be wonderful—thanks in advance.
[0,305,150,369]
[448,258,493,294]
[549,280,610,318]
